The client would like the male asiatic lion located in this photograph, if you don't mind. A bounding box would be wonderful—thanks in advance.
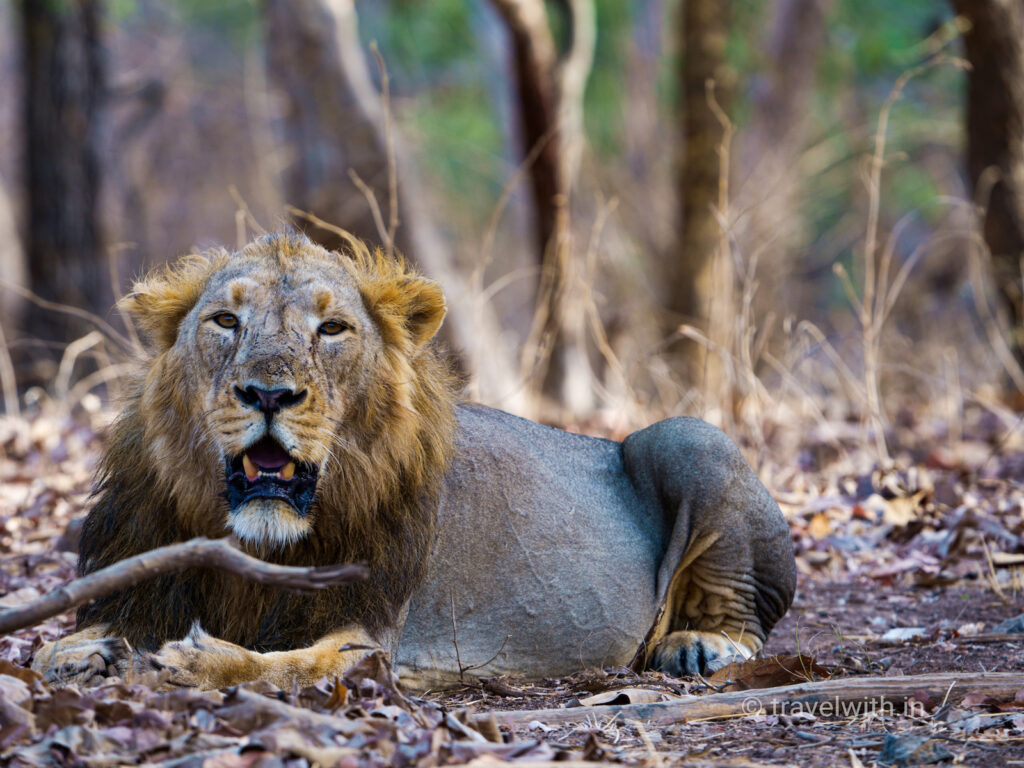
[32,232,795,690]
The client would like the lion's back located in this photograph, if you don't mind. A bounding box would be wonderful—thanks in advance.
[396,405,664,688]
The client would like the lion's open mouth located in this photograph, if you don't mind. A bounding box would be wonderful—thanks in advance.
[224,436,318,516]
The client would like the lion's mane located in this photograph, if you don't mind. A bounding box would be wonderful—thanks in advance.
[77,234,458,652]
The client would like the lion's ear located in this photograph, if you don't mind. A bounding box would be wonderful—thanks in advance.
[400,277,447,347]
[119,256,215,351]
[365,274,447,350]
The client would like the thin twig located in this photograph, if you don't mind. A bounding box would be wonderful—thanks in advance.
[0,281,136,353]
[228,185,267,241]
[106,242,144,357]
[369,42,399,258]
[0,537,368,636]
[347,168,391,252]
[450,591,465,682]
[854,52,965,462]
[0,320,19,419]
[284,205,370,256]
[450,591,510,680]
[54,331,105,400]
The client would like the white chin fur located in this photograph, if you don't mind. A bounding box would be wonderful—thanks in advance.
[228,499,311,547]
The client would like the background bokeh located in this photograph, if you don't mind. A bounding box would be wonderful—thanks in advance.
[1,0,1021,463]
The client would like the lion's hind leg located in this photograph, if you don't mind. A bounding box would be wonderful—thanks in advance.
[622,418,795,678]
[646,532,766,675]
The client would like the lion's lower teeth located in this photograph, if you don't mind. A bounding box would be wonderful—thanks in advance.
[280,461,295,481]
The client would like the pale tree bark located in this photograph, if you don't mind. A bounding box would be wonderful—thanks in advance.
[950,0,1024,362]
[263,0,522,409]
[736,0,829,312]
[489,0,597,415]
[0,178,25,338]
[20,0,107,343]
[671,0,734,392]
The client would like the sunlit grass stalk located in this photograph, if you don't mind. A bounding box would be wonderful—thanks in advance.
[834,53,965,463]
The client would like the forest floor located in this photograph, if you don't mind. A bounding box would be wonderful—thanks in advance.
[2,401,1024,767]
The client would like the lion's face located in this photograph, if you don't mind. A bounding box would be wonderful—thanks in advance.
[185,251,377,545]
[122,234,447,548]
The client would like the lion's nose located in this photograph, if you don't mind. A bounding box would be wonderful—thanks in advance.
[234,385,307,421]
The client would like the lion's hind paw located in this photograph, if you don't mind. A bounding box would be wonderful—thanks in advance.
[38,636,132,687]
[649,630,757,678]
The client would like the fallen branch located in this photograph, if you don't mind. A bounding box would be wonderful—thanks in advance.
[475,672,1024,727]
[0,537,368,636]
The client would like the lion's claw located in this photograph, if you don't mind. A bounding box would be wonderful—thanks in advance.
[650,630,752,677]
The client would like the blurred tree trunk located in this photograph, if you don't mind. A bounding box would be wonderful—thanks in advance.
[264,0,397,254]
[20,0,107,342]
[489,0,596,414]
[263,0,523,409]
[950,0,1024,361]
[737,0,829,322]
[0,178,25,337]
[670,0,734,391]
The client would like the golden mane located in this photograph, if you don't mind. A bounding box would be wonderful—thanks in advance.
[77,232,459,652]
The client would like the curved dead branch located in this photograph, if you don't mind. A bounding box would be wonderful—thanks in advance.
[0,537,368,636]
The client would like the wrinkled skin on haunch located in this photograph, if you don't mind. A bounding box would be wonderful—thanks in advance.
[32,233,796,690]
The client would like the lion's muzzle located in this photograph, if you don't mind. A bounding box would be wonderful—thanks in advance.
[224,435,318,516]
[233,385,308,423]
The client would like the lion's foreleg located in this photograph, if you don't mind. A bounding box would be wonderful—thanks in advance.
[147,624,378,690]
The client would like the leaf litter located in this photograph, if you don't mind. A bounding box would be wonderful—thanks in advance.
[2,400,1024,765]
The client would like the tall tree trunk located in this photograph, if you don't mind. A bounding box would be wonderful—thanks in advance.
[491,0,563,266]
[264,0,400,253]
[736,0,829,323]
[0,178,25,338]
[20,0,106,342]
[950,0,1024,362]
[489,0,596,414]
[263,0,523,409]
[671,0,734,391]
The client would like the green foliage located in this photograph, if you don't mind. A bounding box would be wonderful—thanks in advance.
[407,86,506,222]
[109,0,259,47]
[358,1,503,221]
[583,0,630,156]
[174,0,258,46]
[361,0,480,88]
[339,0,965,266]
[826,0,946,80]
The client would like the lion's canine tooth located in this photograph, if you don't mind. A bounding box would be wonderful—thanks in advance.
[242,454,258,480]
[281,461,296,481]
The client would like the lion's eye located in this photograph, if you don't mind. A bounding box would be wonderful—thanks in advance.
[212,312,239,329]
[318,320,351,336]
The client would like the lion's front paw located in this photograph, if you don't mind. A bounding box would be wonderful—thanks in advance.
[650,630,757,677]
[34,636,132,687]
[144,623,261,690]
[143,641,205,689]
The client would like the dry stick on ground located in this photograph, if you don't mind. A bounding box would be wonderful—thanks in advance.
[474,672,1024,728]
[0,537,368,636]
